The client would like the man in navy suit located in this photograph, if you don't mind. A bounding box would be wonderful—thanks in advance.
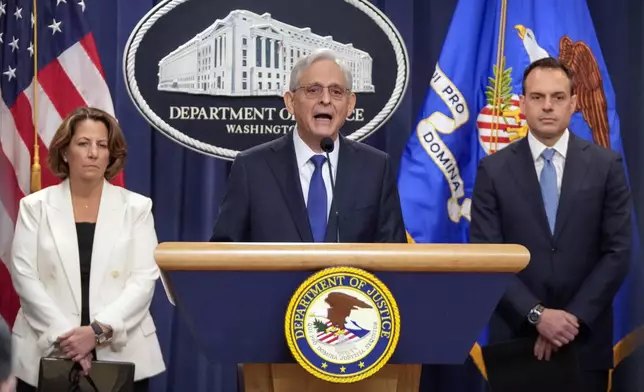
[470,57,632,391]
[210,48,406,244]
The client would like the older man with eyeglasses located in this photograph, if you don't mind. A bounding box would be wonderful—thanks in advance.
[210,48,406,244]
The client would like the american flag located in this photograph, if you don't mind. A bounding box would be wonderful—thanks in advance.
[0,0,123,327]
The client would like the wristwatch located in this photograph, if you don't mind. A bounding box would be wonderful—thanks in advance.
[90,322,109,345]
[527,304,545,325]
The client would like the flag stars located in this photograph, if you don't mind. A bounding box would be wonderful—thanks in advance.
[56,0,67,5]
[0,33,3,44]
[0,2,6,18]
[8,36,18,52]
[3,66,16,82]
[27,42,34,57]
[78,0,86,12]
[13,6,22,20]
[49,19,62,35]
[31,12,34,27]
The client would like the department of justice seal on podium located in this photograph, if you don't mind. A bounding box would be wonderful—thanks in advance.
[285,267,400,383]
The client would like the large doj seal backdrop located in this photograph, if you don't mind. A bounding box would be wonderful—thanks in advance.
[285,267,400,383]
[124,0,409,160]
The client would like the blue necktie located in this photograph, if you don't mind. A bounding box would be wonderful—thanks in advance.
[307,155,328,242]
[540,148,559,234]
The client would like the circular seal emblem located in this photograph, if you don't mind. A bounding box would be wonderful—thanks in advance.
[123,0,409,160]
[285,267,400,383]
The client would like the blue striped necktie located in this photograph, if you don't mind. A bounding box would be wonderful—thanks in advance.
[307,155,327,242]
[540,148,559,234]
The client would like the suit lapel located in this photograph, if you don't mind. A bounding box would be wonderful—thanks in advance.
[266,133,313,242]
[553,134,590,242]
[89,181,126,303]
[506,138,552,237]
[324,137,360,242]
[47,180,82,313]
[47,180,126,313]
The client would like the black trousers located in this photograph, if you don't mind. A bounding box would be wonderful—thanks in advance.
[581,370,609,392]
[17,376,149,392]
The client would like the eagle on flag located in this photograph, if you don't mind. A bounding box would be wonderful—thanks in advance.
[515,24,610,148]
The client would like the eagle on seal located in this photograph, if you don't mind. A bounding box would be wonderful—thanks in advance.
[515,24,610,148]
[324,292,372,330]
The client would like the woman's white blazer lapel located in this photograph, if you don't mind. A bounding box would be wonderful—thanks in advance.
[89,181,126,302]
[46,179,81,314]
[45,179,126,314]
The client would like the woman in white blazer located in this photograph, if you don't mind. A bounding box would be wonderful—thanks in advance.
[10,107,165,392]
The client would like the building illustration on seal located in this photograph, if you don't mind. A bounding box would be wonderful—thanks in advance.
[157,9,375,97]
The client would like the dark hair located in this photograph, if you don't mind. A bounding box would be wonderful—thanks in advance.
[522,57,575,95]
[0,316,11,382]
[48,106,127,181]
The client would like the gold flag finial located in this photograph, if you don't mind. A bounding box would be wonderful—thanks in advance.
[30,0,41,193]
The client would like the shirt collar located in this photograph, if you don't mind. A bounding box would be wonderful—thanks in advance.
[293,128,340,169]
[527,128,569,161]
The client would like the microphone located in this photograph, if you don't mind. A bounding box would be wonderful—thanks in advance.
[320,137,340,243]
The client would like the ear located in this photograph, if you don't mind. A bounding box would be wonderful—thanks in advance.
[347,92,357,118]
[283,91,295,115]
[519,94,526,114]
[569,94,578,115]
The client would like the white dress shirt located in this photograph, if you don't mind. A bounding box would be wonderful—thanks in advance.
[293,129,339,219]
[527,129,569,192]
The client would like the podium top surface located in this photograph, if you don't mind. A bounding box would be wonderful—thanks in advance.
[155,242,529,273]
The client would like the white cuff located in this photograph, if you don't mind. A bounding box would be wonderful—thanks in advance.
[94,312,126,350]
[39,320,73,353]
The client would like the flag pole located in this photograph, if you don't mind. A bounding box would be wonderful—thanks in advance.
[30,0,40,193]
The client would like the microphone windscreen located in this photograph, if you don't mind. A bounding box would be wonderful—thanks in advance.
[320,137,334,153]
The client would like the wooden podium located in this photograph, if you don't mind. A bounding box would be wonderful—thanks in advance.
[155,242,529,392]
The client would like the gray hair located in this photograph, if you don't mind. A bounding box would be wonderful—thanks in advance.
[0,317,10,382]
[288,48,353,91]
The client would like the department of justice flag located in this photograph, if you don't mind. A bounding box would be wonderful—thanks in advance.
[397,0,643,386]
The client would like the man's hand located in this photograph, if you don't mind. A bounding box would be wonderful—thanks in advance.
[534,334,558,360]
[536,309,579,347]
[57,326,96,361]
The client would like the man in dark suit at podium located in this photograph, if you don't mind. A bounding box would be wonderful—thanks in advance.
[470,58,632,392]
[210,48,406,244]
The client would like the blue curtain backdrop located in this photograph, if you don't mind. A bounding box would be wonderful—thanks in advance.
[86,0,644,391]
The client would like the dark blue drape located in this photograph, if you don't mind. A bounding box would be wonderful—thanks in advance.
[88,0,644,390]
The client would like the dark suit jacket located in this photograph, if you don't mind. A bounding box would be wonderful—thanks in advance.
[210,132,407,243]
[470,133,632,370]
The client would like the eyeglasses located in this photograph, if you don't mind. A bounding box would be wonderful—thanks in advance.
[294,84,350,100]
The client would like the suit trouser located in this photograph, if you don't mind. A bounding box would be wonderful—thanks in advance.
[581,370,609,392]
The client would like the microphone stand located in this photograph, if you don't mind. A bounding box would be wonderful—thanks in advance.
[324,150,340,243]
